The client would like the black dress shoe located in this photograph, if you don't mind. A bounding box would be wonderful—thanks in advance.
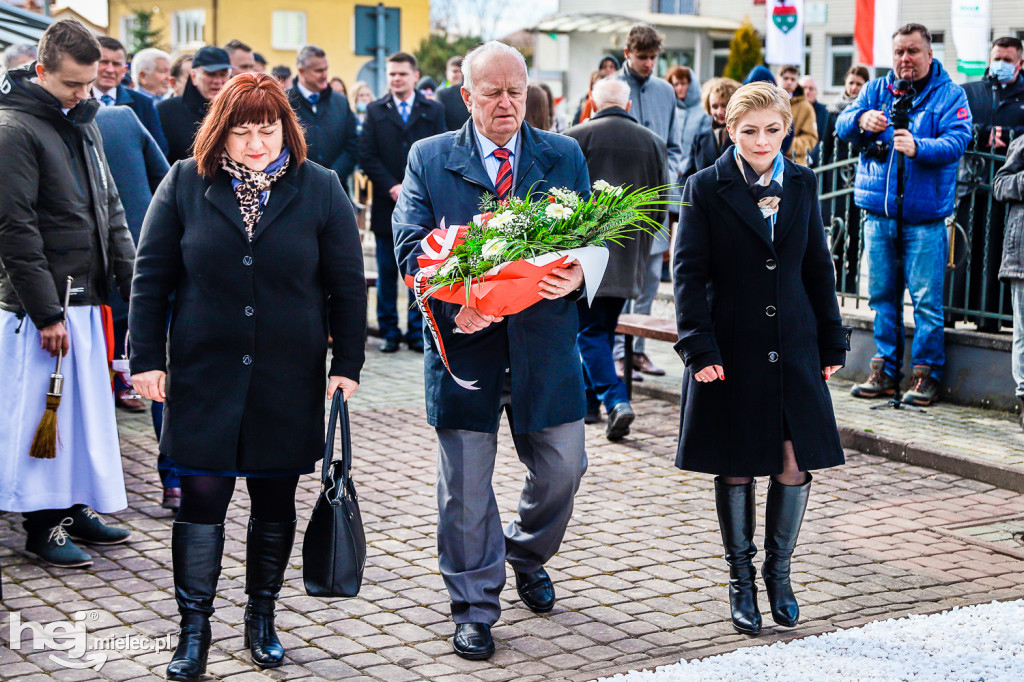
[380,338,400,353]
[584,405,601,424]
[514,566,555,612]
[453,622,494,660]
[606,402,635,441]
[407,337,424,353]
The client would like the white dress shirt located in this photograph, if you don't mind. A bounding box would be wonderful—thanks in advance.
[473,126,521,189]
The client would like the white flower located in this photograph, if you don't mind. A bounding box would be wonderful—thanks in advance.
[436,257,461,278]
[548,187,580,207]
[481,237,508,259]
[593,179,624,196]
[487,211,515,229]
[545,203,574,220]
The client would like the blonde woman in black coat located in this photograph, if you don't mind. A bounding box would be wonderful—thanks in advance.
[673,82,851,636]
[130,74,366,679]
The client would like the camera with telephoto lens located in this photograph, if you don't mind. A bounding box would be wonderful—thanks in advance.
[861,78,916,161]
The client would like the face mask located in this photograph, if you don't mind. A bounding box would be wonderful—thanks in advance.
[990,60,1018,83]
[356,101,367,113]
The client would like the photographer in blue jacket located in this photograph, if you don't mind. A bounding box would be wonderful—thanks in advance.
[837,23,972,406]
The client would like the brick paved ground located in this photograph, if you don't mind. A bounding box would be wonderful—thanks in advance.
[3,346,1024,681]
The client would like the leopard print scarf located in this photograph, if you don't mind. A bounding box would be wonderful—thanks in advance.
[220,147,291,240]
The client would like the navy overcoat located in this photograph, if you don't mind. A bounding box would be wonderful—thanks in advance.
[673,152,851,476]
[393,121,591,434]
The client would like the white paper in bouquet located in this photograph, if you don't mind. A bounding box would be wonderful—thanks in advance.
[524,245,609,306]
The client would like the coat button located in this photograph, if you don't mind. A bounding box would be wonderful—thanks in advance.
[243,256,252,266]
[768,351,779,363]
[242,355,253,365]
[766,259,777,270]
[766,305,777,317]
[244,306,254,317]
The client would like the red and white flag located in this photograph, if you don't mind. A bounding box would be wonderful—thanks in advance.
[855,0,900,68]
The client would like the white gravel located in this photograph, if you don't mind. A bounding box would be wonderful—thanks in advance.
[594,600,1024,681]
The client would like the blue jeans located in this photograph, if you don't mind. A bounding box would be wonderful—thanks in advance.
[577,297,629,412]
[864,213,947,380]
[613,250,663,359]
[376,233,422,342]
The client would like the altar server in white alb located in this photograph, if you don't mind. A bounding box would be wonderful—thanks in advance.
[0,19,134,568]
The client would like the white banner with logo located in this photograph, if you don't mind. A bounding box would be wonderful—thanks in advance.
[765,0,805,66]
[951,0,991,76]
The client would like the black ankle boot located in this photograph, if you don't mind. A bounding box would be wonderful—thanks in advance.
[243,518,295,669]
[167,522,224,681]
[762,475,812,627]
[714,478,761,635]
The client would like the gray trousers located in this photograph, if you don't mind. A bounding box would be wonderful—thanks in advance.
[1012,281,1024,398]
[435,418,587,625]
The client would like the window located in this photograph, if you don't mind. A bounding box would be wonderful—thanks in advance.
[272,11,307,51]
[712,38,730,77]
[825,35,854,92]
[658,49,694,76]
[654,0,697,13]
[171,10,205,51]
[804,34,812,78]
[930,32,945,69]
[120,14,140,52]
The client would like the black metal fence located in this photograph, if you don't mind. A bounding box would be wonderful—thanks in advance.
[814,126,1018,332]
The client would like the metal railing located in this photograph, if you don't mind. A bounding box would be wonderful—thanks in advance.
[814,126,1018,331]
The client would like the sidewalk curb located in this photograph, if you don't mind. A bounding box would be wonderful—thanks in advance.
[632,383,1024,494]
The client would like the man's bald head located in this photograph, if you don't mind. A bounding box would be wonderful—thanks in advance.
[591,78,630,111]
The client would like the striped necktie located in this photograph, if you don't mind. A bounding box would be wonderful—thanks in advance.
[493,147,512,199]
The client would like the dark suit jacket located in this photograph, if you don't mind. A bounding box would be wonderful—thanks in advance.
[129,160,367,471]
[393,121,591,434]
[114,84,168,157]
[288,84,359,185]
[156,79,208,164]
[359,92,446,237]
[435,84,470,131]
[673,153,850,477]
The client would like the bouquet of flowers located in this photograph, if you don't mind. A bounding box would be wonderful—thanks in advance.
[404,181,667,389]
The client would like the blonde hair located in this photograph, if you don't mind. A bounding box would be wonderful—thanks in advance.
[700,77,741,116]
[724,81,793,131]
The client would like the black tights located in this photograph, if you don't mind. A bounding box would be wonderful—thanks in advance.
[176,475,299,525]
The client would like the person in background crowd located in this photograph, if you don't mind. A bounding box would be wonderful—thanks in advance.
[572,54,620,125]
[567,78,667,439]
[417,75,438,99]
[839,23,972,406]
[287,45,359,189]
[539,82,566,133]
[253,52,266,73]
[951,38,1024,332]
[224,39,256,75]
[674,80,850,638]
[132,47,172,101]
[777,65,817,166]
[351,80,374,131]
[821,64,870,295]
[131,73,366,679]
[169,54,192,97]
[994,135,1024,430]
[799,75,828,166]
[614,24,681,381]
[359,51,445,353]
[393,41,591,661]
[0,19,135,568]
[330,76,347,96]
[271,64,292,89]
[2,43,36,73]
[94,105,174,505]
[94,36,168,156]
[158,46,230,164]
[436,55,470,131]
[666,64,711,278]
[525,83,551,130]
[684,77,740,181]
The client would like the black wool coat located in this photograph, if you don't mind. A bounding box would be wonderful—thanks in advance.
[435,84,470,131]
[359,92,446,237]
[129,159,367,472]
[287,84,359,184]
[673,153,851,477]
[156,79,209,165]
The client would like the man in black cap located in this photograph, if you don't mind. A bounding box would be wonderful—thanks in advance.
[157,45,230,163]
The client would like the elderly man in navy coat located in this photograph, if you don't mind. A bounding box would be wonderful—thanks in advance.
[394,41,591,661]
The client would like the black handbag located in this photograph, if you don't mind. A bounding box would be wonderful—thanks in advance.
[303,390,366,597]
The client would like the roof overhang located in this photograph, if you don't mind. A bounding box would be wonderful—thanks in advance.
[0,0,53,49]
[527,12,741,35]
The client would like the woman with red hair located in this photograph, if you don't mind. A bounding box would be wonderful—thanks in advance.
[129,73,367,679]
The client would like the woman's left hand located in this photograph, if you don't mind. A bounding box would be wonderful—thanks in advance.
[328,376,359,401]
[823,365,843,381]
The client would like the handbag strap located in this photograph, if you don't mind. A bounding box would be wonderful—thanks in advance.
[321,390,353,486]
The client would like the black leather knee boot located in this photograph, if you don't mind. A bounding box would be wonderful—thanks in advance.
[167,522,224,681]
[244,518,296,669]
[714,477,761,635]
[762,474,812,627]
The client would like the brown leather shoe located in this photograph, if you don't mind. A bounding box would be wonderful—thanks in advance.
[162,487,182,511]
[632,352,665,376]
[115,396,147,412]
[615,358,642,382]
